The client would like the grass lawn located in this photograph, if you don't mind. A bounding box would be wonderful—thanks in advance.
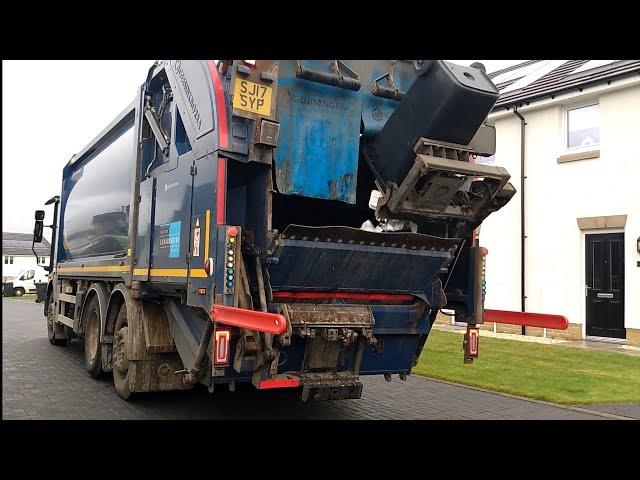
[414,328,640,405]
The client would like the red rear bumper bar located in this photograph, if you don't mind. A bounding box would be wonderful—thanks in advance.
[258,377,301,390]
[483,309,568,330]
[211,305,287,335]
[272,291,413,301]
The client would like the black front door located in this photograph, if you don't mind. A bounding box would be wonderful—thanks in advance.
[585,233,625,338]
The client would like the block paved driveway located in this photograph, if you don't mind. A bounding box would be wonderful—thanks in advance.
[1,298,625,420]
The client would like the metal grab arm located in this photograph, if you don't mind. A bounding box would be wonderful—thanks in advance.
[371,61,406,101]
[143,95,170,156]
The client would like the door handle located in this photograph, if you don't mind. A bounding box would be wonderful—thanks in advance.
[596,293,614,299]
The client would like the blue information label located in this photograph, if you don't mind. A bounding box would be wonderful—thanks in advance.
[159,221,181,258]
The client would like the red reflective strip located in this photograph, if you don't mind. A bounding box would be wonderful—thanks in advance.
[207,61,229,225]
[211,305,287,335]
[216,156,227,224]
[272,291,414,301]
[206,60,228,149]
[258,378,300,390]
[483,309,569,330]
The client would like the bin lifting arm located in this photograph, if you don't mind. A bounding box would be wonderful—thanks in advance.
[143,96,170,155]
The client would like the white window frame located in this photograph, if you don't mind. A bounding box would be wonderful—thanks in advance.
[562,100,601,154]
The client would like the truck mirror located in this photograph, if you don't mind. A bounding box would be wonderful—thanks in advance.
[33,212,44,243]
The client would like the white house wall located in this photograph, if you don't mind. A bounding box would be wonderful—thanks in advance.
[2,255,49,279]
[481,83,640,334]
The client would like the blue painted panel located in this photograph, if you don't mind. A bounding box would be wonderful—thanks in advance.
[357,61,418,137]
[150,162,193,276]
[133,178,155,276]
[59,124,134,261]
[266,239,450,302]
[274,61,363,204]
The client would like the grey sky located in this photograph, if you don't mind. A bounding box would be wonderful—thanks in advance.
[2,59,524,239]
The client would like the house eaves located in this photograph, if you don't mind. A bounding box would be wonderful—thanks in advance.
[492,60,640,111]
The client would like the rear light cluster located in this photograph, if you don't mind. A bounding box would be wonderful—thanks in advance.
[225,226,238,294]
[213,328,231,365]
[467,327,479,357]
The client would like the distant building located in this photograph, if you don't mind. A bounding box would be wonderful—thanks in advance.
[476,60,640,346]
[2,232,50,282]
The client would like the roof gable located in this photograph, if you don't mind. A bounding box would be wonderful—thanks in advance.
[3,232,51,256]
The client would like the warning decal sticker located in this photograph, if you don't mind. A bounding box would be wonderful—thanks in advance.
[193,219,201,257]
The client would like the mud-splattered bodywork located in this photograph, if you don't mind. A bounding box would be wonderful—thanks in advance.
[46,60,514,401]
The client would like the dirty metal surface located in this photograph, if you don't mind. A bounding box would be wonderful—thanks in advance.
[277,225,460,251]
[275,61,363,204]
[283,304,374,328]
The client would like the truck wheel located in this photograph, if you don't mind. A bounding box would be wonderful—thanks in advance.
[112,305,133,400]
[14,287,25,297]
[83,297,103,379]
[47,303,66,346]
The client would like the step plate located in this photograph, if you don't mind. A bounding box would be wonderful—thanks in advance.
[283,304,374,328]
[300,374,363,402]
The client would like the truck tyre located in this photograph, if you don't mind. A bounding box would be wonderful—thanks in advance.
[83,297,103,379]
[113,304,133,400]
[13,287,25,297]
[47,302,67,346]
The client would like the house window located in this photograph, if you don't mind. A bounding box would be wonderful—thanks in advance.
[4,256,13,265]
[567,103,600,149]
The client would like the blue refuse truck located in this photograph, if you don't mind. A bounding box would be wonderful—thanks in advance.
[32,60,515,401]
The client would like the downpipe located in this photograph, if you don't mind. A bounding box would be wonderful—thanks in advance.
[513,107,526,335]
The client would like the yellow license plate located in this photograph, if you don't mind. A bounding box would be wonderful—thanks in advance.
[232,79,272,116]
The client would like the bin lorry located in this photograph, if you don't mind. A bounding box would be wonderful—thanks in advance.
[32,60,515,401]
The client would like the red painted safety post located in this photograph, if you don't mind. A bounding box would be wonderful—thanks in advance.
[463,325,480,364]
[211,304,287,334]
[483,310,569,330]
